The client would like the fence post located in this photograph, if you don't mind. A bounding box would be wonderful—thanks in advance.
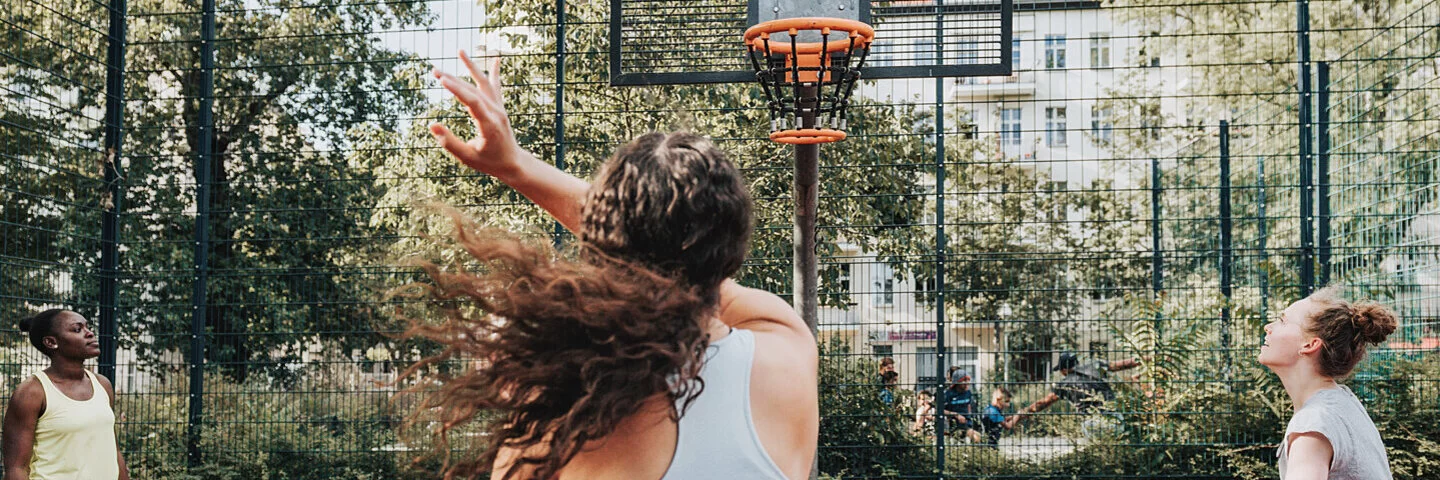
[188,0,218,467]
[99,0,128,385]
[931,73,948,479]
[1219,122,1233,372]
[1258,155,1269,319]
[553,0,567,246]
[1151,158,1163,296]
[1317,62,1331,286]
[1297,0,1316,295]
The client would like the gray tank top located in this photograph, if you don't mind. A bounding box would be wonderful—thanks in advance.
[661,328,790,480]
[1277,385,1392,480]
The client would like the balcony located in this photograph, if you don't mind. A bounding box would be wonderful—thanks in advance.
[950,72,1036,100]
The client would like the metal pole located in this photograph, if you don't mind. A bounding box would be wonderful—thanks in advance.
[1317,62,1331,286]
[1258,156,1269,319]
[189,0,217,467]
[1219,122,1233,372]
[794,84,820,338]
[932,77,948,477]
[1151,158,1163,295]
[931,8,947,476]
[99,0,128,385]
[553,0,567,246]
[1297,0,1315,295]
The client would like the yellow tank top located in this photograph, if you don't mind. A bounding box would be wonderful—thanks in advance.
[31,370,120,480]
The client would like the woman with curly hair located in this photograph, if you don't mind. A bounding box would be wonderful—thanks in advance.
[1259,287,1398,480]
[402,51,818,480]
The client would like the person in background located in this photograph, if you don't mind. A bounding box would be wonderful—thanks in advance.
[938,369,982,443]
[2,309,129,480]
[911,389,936,436]
[879,371,899,405]
[979,387,1016,447]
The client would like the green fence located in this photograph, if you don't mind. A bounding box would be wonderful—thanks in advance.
[2,0,1437,478]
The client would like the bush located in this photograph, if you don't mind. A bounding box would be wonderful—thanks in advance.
[818,339,934,479]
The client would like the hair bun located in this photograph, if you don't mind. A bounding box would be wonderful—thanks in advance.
[18,317,32,333]
[1352,302,1398,344]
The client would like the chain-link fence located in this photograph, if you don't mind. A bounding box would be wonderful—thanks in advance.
[2,0,1437,478]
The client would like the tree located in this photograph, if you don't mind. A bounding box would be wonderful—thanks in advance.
[119,0,433,381]
[0,0,112,322]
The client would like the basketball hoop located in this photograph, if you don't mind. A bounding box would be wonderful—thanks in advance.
[745,18,874,144]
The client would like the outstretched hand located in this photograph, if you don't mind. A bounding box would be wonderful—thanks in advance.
[429,50,527,179]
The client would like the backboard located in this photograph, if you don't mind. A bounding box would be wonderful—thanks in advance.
[610,0,1013,86]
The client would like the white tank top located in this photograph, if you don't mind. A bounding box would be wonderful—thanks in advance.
[660,328,789,480]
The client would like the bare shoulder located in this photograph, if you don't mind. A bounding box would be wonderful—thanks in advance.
[718,281,811,341]
[6,377,45,414]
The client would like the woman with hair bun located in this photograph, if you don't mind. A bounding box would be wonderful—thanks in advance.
[2,309,128,479]
[1259,287,1398,480]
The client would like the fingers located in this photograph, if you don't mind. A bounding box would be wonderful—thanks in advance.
[428,122,477,164]
[489,56,503,98]
[436,69,501,136]
[459,50,503,104]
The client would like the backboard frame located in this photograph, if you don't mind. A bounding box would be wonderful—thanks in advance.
[609,0,1014,86]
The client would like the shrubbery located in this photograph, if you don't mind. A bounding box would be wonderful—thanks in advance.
[818,337,1440,479]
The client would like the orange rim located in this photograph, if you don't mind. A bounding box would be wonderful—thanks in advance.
[744,18,875,55]
[770,129,847,145]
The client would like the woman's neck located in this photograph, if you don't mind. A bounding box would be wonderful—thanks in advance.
[1275,366,1338,411]
[705,317,730,341]
[45,358,88,381]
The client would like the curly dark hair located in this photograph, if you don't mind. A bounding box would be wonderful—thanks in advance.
[398,132,754,480]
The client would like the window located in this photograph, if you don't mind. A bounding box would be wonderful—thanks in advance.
[872,344,894,358]
[872,43,897,67]
[838,263,855,305]
[1000,108,1022,146]
[1091,106,1113,143]
[914,37,937,63]
[1090,34,1111,68]
[1044,35,1066,69]
[1011,37,1022,68]
[1141,102,1161,140]
[1143,31,1160,67]
[960,40,979,63]
[1048,181,1068,220]
[919,346,980,384]
[1045,107,1067,147]
[875,264,895,307]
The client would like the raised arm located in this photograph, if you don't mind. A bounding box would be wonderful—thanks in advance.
[1109,357,1142,372]
[430,51,590,232]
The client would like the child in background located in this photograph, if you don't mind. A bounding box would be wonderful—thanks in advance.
[980,387,1016,447]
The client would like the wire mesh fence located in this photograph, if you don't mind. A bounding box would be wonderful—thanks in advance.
[1,0,1437,478]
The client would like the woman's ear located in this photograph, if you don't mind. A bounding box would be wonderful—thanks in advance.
[1299,337,1324,356]
[42,336,58,352]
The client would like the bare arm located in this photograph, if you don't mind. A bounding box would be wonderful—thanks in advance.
[97,373,129,480]
[1109,357,1142,372]
[1010,392,1061,427]
[1284,432,1333,480]
[429,51,590,232]
[3,379,45,480]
